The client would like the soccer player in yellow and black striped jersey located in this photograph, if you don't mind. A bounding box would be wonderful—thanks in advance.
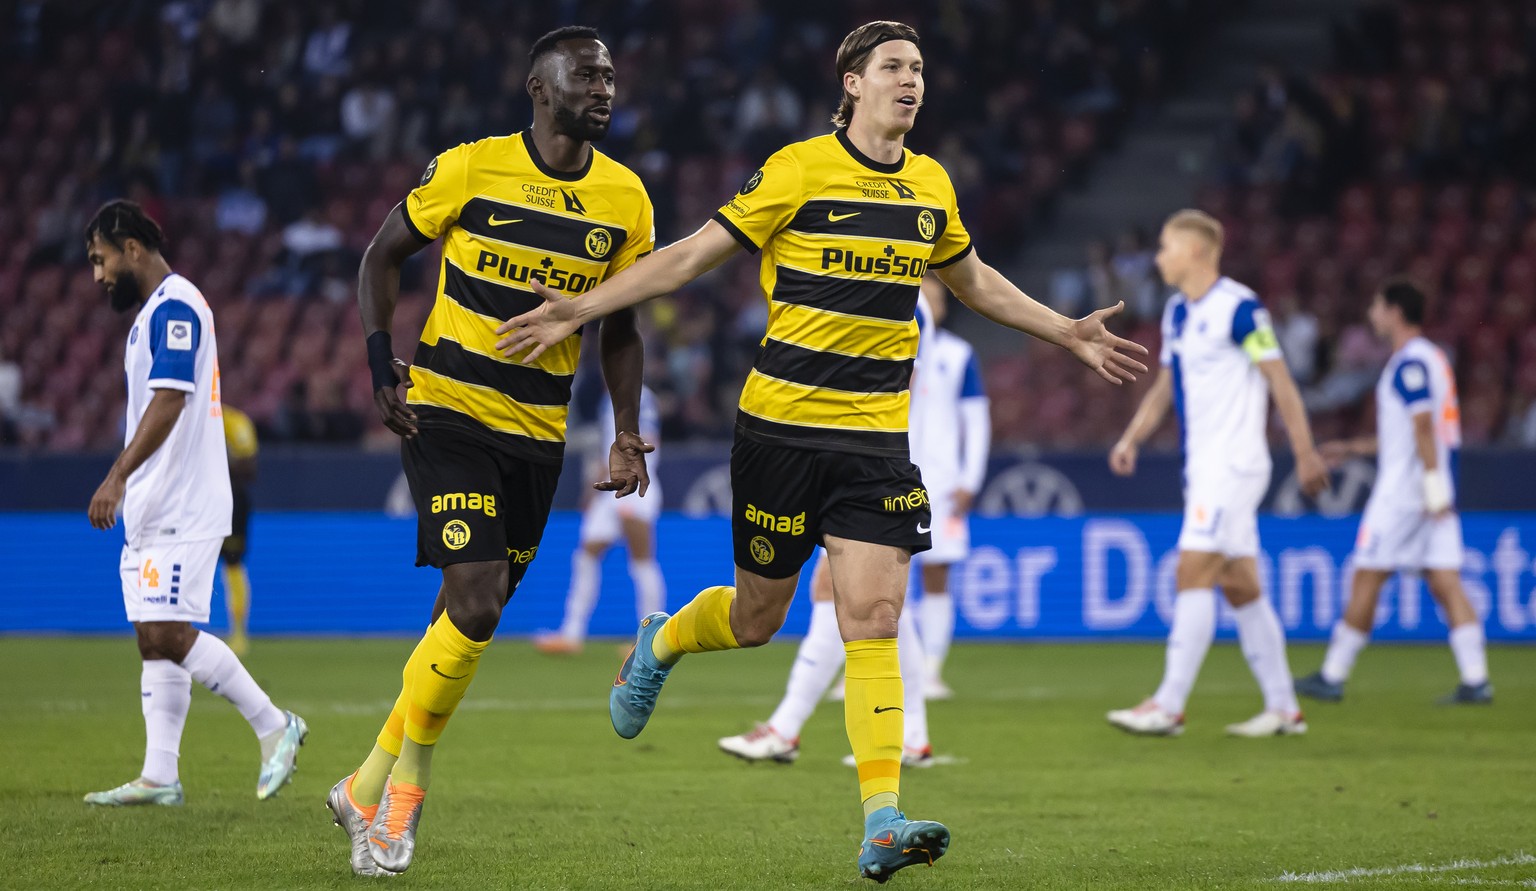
[327,27,658,877]
[220,405,258,656]
[500,20,1148,881]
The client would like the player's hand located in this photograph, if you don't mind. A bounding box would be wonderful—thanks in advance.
[1296,448,1331,498]
[595,430,655,498]
[496,279,580,363]
[1066,301,1149,385]
[373,358,418,438]
[1318,439,1352,468]
[88,473,125,530]
[952,488,975,517]
[1109,439,1138,476]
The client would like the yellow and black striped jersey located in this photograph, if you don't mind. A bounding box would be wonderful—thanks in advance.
[401,131,655,464]
[222,405,258,460]
[712,129,971,457]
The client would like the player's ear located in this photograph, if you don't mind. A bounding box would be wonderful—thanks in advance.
[844,70,862,104]
[526,74,545,106]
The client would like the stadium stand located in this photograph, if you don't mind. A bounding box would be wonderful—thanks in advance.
[1038,0,1536,449]
[1,0,1215,449]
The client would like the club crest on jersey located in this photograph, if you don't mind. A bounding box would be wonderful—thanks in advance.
[420,157,438,185]
[740,169,764,195]
[917,210,937,242]
[168,320,193,350]
[129,325,139,345]
[442,519,471,550]
[586,228,612,259]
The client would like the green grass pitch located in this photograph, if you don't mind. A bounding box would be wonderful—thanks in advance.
[5,637,1533,889]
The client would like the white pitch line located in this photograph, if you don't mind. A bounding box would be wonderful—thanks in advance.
[1275,853,1536,884]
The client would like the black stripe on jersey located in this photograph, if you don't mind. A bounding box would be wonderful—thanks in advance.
[930,242,974,269]
[712,211,759,253]
[413,405,565,465]
[400,203,430,243]
[443,261,542,320]
[735,412,909,458]
[415,338,573,407]
[785,200,947,246]
[459,197,628,262]
[772,265,920,322]
[755,339,912,394]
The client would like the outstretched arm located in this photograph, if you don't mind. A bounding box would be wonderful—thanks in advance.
[934,252,1148,385]
[1108,368,1174,477]
[1258,358,1329,497]
[359,206,431,437]
[496,221,742,363]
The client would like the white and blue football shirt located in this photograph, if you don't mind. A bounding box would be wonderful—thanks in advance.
[121,273,232,547]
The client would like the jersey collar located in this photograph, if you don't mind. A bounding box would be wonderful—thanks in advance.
[521,130,593,182]
[835,127,905,174]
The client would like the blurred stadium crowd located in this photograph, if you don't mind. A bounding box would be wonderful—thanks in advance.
[1054,0,1536,449]
[0,0,1211,449]
[7,0,1530,455]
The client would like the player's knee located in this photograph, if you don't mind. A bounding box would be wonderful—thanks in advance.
[733,616,780,648]
[442,562,510,640]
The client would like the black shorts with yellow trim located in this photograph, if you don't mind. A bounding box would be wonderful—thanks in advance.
[402,427,561,596]
[730,429,931,579]
[220,487,252,563]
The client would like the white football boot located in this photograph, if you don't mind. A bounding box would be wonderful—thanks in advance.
[1225,710,1307,737]
[1106,699,1185,736]
[718,723,799,763]
[84,778,184,806]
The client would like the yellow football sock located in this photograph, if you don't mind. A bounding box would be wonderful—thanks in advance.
[223,563,250,642]
[393,613,489,789]
[844,638,903,817]
[354,635,428,805]
[652,585,738,664]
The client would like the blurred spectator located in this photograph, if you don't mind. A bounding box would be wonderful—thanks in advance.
[1304,324,1387,413]
[207,0,262,45]
[1111,229,1160,320]
[0,346,20,444]
[215,162,268,235]
[341,77,398,159]
[302,6,352,80]
[1271,293,1320,385]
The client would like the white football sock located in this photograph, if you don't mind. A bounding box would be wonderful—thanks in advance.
[557,550,602,642]
[1449,623,1489,685]
[1320,622,1369,684]
[767,601,844,740]
[1233,598,1300,715]
[629,558,666,622]
[140,659,191,785]
[897,606,929,751]
[917,591,955,679]
[181,631,287,741]
[1152,588,1216,715]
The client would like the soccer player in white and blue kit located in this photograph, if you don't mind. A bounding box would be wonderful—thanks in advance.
[1107,210,1329,737]
[908,284,990,698]
[1297,279,1491,704]
[82,201,306,806]
[537,386,666,653]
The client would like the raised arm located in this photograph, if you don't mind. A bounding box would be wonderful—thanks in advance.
[1258,358,1329,497]
[1108,368,1174,477]
[934,251,1148,385]
[495,220,742,363]
[359,206,431,437]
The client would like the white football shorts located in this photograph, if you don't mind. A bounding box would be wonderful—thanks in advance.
[120,537,222,623]
[578,484,662,545]
[1177,470,1269,559]
[1353,496,1464,572]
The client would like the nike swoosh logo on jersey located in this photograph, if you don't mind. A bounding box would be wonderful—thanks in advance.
[487,215,522,226]
[827,210,860,222]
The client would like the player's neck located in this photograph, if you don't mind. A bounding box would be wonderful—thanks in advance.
[1178,268,1220,302]
[1391,326,1421,352]
[844,118,905,166]
[139,256,173,292]
[527,124,591,173]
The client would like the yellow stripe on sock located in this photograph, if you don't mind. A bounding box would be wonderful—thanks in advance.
[844,638,903,810]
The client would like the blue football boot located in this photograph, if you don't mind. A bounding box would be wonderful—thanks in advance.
[609,612,676,739]
[857,806,950,883]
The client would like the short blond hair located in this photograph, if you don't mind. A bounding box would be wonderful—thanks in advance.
[1164,209,1224,253]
